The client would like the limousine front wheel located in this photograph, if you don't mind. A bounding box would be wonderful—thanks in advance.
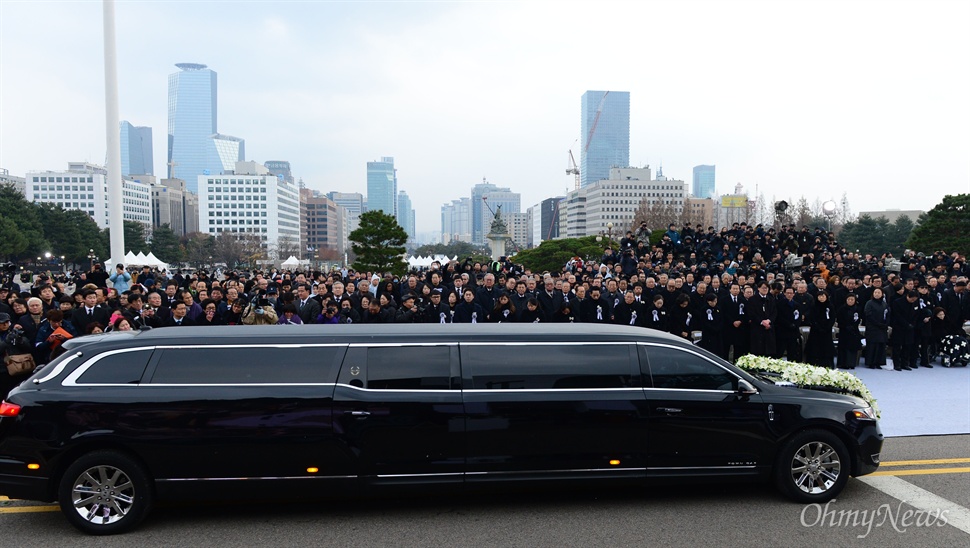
[57,451,153,535]
[774,429,849,503]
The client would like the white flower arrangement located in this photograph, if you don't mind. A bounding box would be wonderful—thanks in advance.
[735,355,881,418]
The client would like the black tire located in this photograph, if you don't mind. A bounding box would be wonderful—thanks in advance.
[774,429,850,503]
[57,450,153,535]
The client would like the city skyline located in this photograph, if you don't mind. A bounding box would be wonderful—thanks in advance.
[1,2,968,235]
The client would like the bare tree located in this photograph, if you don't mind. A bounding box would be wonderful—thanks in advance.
[753,191,770,226]
[792,197,812,228]
[210,231,267,269]
[632,198,683,233]
[272,235,300,261]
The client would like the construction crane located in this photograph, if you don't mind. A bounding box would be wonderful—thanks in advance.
[584,90,610,156]
[566,146,580,191]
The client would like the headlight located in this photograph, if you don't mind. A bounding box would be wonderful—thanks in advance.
[851,406,876,420]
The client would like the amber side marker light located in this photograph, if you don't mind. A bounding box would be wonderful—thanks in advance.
[306,467,319,474]
[609,460,621,466]
[27,464,40,470]
[0,402,20,417]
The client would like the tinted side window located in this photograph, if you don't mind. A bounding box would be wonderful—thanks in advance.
[643,346,737,391]
[77,349,153,384]
[364,346,451,390]
[464,344,634,390]
[151,346,343,384]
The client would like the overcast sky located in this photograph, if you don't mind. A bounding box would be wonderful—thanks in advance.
[2,0,968,235]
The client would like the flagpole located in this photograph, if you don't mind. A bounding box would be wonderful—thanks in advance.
[103,0,125,265]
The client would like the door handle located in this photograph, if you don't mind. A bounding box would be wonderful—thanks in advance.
[346,411,371,417]
[657,407,682,414]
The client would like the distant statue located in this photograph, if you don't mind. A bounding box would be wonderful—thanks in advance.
[489,206,508,235]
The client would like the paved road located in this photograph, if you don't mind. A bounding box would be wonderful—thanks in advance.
[1,435,967,546]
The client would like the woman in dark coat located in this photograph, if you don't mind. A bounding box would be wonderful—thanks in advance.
[863,288,889,368]
[805,292,836,368]
[668,293,693,341]
[454,288,485,323]
[698,293,725,358]
[489,292,516,323]
[836,294,863,369]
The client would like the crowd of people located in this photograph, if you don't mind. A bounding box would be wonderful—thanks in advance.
[2,222,969,397]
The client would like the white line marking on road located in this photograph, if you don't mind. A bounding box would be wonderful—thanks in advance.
[859,475,970,535]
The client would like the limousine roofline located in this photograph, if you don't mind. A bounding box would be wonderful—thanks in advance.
[121,323,690,345]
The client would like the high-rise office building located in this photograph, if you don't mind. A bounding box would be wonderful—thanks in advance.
[581,91,630,187]
[328,191,365,236]
[397,190,416,241]
[120,121,153,176]
[168,63,217,193]
[197,161,300,249]
[301,189,340,259]
[692,165,716,199]
[366,157,397,217]
[264,161,294,185]
[528,197,564,247]
[470,180,521,245]
[206,134,245,174]
[441,198,472,244]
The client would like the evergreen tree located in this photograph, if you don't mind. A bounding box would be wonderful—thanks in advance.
[512,236,605,274]
[0,185,48,259]
[907,194,970,256]
[350,210,408,276]
[150,224,183,264]
[108,221,149,254]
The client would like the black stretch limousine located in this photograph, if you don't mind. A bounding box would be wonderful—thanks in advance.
[0,324,882,534]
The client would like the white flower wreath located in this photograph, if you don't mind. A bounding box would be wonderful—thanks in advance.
[735,355,881,418]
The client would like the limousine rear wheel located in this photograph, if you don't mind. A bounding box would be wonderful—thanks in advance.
[774,429,849,503]
[57,451,153,535]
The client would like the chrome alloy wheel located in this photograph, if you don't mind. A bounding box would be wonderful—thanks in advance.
[789,441,842,494]
[70,465,136,525]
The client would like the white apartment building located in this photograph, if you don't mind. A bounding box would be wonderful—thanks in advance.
[25,163,152,230]
[561,166,686,238]
[441,198,472,244]
[198,161,300,250]
[506,212,529,253]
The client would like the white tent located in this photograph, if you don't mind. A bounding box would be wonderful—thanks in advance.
[281,255,301,268]
[124,251,138,265]
[145,252,168,271]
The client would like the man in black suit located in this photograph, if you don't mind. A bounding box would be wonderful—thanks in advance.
[163,301,196,327]
[295,283,321,324]
[748,281,777,357]
[720,283,747,361]
[536,277,564,323]
[71,289,110,334]
[941,280,970,335]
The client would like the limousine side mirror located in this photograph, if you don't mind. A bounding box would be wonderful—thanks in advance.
[737,379,758,396]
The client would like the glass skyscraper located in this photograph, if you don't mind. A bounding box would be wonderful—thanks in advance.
[206,134,245,174]
[581,91,630,187]
[366,157,397,217]
[120,121,153,176]
[397,190,415,240]
[692,165,716,199]
[168,63,217,193]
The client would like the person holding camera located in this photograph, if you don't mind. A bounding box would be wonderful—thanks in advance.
[1,312,34,397]
[109,264,131,293]
[241,291,279,325]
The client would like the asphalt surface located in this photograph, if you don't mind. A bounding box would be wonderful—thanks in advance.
[1,435,967,547]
